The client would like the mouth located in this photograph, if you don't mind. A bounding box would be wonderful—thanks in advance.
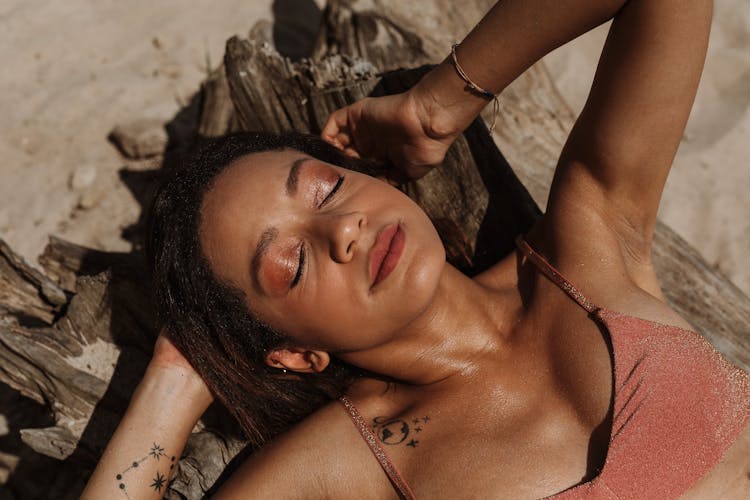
[369,223,406,288]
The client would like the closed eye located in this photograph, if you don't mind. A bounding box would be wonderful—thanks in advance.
[319,175,344,207]
[291,175,343,289]
[291,242,305,288]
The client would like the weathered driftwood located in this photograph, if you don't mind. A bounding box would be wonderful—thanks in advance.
[0,239,67,325]
[1,0,749,498]
[197,65,237,138]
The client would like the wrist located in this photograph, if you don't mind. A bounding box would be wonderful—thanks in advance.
[410,55,493,140]
[136,361,214,418]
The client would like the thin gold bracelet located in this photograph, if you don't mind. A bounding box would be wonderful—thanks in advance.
[450,43,500,133]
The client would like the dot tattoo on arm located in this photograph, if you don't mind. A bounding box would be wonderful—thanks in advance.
[114,443,176,498]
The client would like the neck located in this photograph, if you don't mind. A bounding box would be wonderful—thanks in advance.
[338,257,523,386]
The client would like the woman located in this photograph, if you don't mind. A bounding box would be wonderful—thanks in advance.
[83,0,750,498]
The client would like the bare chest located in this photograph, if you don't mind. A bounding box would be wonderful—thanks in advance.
[367,324,614,497]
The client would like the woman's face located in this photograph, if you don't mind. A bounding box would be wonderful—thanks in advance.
[199,149,446,353]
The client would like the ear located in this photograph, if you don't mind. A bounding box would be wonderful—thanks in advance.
[264,347,330,374]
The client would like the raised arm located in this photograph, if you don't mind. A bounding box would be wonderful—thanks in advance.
[81,334,213,499]
[548,0,712,254]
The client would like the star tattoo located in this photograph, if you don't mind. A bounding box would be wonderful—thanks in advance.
[149,443,165,460]
[150,471,166,492]
[406,439,419,447]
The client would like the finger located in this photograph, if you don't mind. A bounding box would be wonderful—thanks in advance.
[336,132,352,148]
[329,137,345,151]
[321,110,341,140]
[321,108,348,143]
[342,146,361,159]
[329,130,356,153]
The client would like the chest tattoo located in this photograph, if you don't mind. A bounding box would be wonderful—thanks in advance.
[372,415,432,449]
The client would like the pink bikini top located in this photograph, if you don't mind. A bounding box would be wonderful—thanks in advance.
[340,236,750,499]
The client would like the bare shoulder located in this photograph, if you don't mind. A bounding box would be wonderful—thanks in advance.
[213,397,394,499]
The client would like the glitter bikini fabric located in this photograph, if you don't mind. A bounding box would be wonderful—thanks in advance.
[516,236,750,499]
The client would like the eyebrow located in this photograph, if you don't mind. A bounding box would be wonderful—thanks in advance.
[285,157,310,195]
[251,227,278,292]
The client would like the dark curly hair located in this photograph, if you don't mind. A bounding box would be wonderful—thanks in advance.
[147,132,386,448]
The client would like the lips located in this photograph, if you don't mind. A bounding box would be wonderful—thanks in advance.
[369,223,405,288]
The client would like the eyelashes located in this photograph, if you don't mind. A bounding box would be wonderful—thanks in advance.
[290,175,345,289]
[319,175,344,208]
[291,242,305,288]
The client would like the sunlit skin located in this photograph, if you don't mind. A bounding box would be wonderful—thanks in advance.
[199,149,519,381]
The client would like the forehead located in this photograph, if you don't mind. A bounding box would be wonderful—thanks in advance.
[207,149,300,202]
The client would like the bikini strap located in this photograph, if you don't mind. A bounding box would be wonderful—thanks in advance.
[515,235,599,314]
[339,396,417,500]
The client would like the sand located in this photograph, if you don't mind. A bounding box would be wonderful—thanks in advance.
[0,0,747,292]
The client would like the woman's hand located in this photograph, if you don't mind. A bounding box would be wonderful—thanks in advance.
[321,88,461,181]
[148,330,214,414]
[151,330,196,371]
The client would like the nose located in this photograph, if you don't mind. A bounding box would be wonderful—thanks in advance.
[319,211,366,263]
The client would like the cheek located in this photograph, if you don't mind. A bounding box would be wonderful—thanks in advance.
[385,239,445,321]
[257,275,365,348]
[382,214,445,319]
[339,233,445,344]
